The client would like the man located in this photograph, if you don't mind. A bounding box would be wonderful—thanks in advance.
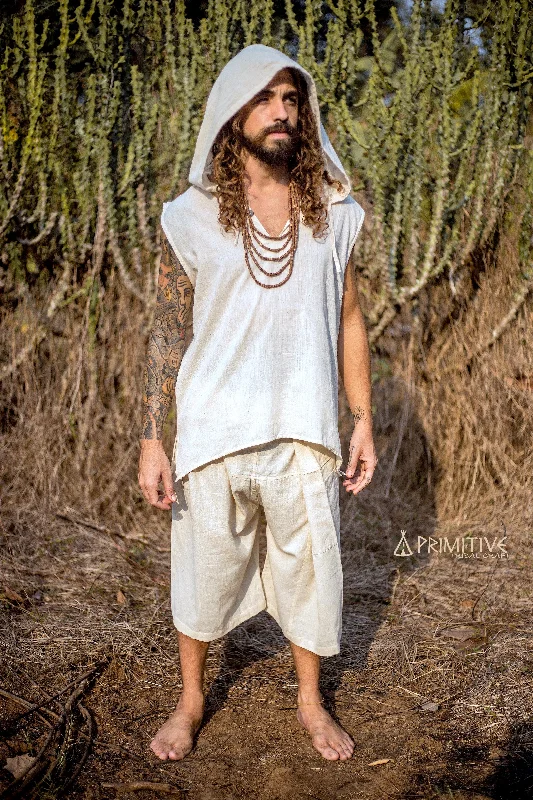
[139,44,377,763]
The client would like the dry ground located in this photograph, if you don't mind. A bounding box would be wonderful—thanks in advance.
[2,239,533,798]
[1,418,532,799]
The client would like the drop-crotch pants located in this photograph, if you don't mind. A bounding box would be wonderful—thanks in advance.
[170,438,343,657]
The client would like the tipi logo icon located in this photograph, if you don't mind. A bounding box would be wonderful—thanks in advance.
[394,529,413,557]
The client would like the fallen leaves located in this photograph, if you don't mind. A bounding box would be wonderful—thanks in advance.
[4,753,37,779]
[3,586,25,603]
[440,625,480,641]
[437,624,488,651]
[419,701,440,712]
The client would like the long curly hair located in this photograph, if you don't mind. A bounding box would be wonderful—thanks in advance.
[206,67,344,240]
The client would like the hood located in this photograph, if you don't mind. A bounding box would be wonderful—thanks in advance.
[188,43,352,204]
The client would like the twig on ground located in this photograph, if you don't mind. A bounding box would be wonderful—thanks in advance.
[102,782,186,795]
[0,663,102,799]
[5,659,108,725]
[0,688,60,729]
[58,703,94,793]
[92,739,147,761]
[0,715,59,799]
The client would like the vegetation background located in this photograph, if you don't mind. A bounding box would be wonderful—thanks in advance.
[1,1,532,798]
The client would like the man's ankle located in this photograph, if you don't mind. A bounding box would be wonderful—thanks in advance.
[179,687,205,707]
[297,689,323,706]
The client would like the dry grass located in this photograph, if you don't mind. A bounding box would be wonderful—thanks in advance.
[1,219,532,797]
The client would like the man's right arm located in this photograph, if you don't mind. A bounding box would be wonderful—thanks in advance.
[138,229,194,509]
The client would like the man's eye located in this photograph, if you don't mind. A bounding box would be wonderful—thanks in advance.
[256,96,297,105]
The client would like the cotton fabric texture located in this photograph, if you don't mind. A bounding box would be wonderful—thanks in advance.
[171,438,343,657]
[161,43,365,481]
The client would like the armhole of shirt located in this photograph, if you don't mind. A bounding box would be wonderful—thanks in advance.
[332,202,365,285]
[160,210,197,290]
[347,205,365,271]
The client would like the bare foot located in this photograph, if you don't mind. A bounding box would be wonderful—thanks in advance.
[150,692,205,760]
[297,698,355,761]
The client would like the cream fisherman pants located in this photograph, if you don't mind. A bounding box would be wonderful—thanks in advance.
[170,438,343,657]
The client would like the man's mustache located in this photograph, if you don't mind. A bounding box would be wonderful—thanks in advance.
[263,125,297,137]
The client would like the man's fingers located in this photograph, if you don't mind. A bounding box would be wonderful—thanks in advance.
[346,456,366,482]
[347,472,374,493]
[144,483,160,505]
[140,475,174,508]
[346,451,362,478]
[151,498,173,510]
[354,469,374,490]
[162,469,177,502]
[343,460,377,494]
[344,472,367,493]
[141,485,173,509]
[138,449,174,509]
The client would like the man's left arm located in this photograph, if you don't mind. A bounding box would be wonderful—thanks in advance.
[337,247,378,495]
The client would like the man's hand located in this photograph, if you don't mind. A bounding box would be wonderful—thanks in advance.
[341,413,378,496]
[138,440,177,510]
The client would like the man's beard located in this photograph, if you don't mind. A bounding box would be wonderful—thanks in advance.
[235,123,300,167]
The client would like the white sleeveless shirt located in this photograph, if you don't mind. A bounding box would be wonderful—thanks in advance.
[161,185,365,481]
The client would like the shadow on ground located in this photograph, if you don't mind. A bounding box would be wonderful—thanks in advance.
[402,720,533,800]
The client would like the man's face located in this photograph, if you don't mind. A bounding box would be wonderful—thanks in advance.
[236,69,301,167]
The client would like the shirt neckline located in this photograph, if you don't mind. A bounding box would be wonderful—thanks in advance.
[248,209,293,238]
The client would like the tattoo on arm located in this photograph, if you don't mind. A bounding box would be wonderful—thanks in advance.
[141,232,194,440]
[351,405,368,425]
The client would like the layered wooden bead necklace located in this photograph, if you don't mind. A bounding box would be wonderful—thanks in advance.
[241,179,301,289]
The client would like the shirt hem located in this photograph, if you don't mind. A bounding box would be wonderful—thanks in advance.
[173,432,343,481]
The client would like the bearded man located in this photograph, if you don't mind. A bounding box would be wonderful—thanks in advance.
[138,44,377,763]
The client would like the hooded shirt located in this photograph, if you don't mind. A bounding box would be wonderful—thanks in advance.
[161,44,365,481]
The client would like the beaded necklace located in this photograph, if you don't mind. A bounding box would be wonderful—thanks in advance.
[242,179,301,289]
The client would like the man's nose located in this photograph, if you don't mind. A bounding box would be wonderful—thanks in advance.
[271,97,289,120]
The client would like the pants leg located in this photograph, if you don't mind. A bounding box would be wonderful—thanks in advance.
[257,440,343,657]
[170,455,267,641]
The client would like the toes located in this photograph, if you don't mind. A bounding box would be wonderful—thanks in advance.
[324,733,354,760]
[149,741,165,759]
[151,746,169,760]
[330,741,348,760]
[301,712,355,763]
[341,740,355,758]
[339,738,354,758]
[314,735,340,761]
[321,745,340,760]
